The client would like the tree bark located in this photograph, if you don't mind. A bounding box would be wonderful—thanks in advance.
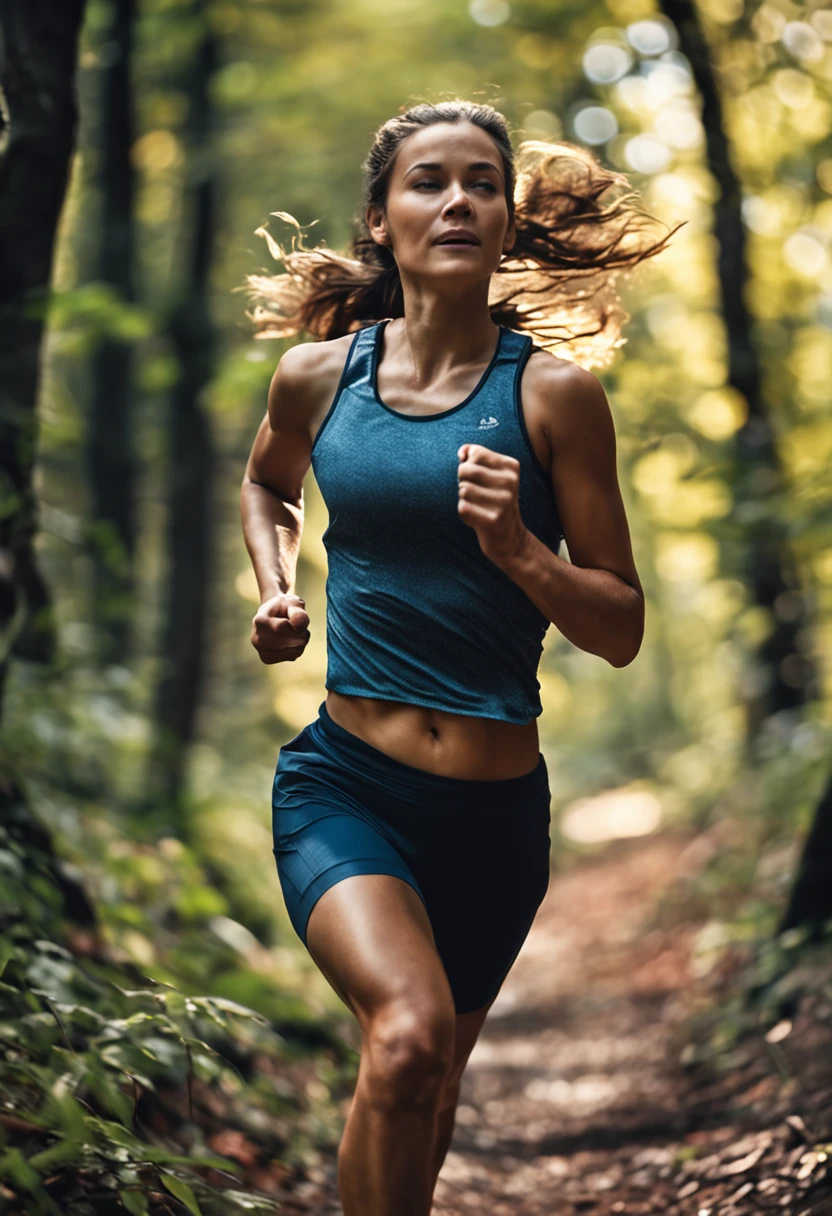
[657,0,819,737]
[778,767,832,935]
[0,0,88,713]
[146,1,218,817]
[85,0,139,665]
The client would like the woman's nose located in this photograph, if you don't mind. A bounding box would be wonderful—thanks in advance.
[443,192,471,216]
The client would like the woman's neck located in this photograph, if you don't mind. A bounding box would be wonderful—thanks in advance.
[390,282,500,376]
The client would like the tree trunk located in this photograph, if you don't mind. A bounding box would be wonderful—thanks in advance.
[778,767,832,935]
[85,0,139,665]
[146,1,218,818]
[0,0,88,715]
[659,0,829,934]
[657,0,818,737]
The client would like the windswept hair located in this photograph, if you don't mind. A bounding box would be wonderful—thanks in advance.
[242,100,684,370]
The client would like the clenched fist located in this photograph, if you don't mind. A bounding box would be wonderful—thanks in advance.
[251,593,310,665]
[457,443,529,568]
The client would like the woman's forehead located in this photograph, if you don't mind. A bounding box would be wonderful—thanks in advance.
[394,122,500,171]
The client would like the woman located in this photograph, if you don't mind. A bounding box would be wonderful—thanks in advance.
[240,100,675,1216]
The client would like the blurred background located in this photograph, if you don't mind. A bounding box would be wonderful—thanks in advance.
[4,0,832,1211]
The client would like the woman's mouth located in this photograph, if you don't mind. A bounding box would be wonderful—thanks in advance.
[434,230,481,247]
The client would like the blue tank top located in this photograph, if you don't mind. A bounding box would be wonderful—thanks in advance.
[310,319,564,724]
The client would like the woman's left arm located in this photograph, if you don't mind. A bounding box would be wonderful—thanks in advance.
[457,358,644,668]
[506,359,644,667]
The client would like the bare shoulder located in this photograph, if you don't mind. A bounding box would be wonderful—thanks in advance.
[267,330,358,434]
[522,346,614,451]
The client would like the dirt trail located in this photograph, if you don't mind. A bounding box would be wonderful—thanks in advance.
[429,829,832,1216]
[432,831,697,1214]
[264,828,832,1215]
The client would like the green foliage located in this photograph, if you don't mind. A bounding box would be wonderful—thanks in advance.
[0,789,349,1214]
[47,284,155,355]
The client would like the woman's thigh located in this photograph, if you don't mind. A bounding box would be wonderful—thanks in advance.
[305,871,456,1029]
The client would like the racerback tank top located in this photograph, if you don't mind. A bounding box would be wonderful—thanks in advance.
[310,319,564,724]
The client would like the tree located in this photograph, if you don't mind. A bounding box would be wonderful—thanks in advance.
[85,0,140,664]
[0,0,89,718]
[659,0,831,936]
[657,0,819,739]
[146,0,219,817]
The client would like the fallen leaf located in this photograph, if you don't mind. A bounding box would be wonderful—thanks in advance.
[719,1145,767,1176]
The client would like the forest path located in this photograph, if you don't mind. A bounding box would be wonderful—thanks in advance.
[264,828,832,1215]
[427,829,832,1216]
[432,830,697,1215]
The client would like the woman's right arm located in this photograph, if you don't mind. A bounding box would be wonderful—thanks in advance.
[241,344,318,665]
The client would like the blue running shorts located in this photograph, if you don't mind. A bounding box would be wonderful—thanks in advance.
[271,701,552,1015]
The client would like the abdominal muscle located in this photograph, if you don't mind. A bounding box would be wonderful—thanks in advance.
[325,690,541,781]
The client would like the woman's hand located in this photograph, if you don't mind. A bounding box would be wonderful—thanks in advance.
[457,443,530,569]
[250,593,310,664]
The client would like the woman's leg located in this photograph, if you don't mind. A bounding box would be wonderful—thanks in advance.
[305,872,457,1216]
[427,997,496,1200]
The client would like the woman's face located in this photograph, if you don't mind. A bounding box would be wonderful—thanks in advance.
[366,121,515,285]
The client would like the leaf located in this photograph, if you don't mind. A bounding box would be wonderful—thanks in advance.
[57,1003,106,1030]
[0,940,15,978]
[182,1035,246,1086]
[141,1148,239,1171]
[122,1011,159,1028]
[161,1172,203,1215]
[0,1149,64,1214]
[120,1190,150,1216]
[719,1144,767,1176]
[27,1138,84,1172]
[201,997,268,1024]
[0,1147,40,1190]
[182,1034,224,1058]
[84,1068,134,1125]
[188,1000,227,1031]
[164,991,188,1018]
[111,984,162,1002]
[90,1118,141,1149]
[32,941,73,959]
[48,1091,90,1143]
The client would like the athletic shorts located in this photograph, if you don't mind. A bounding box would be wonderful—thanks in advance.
[271,701,551,1016]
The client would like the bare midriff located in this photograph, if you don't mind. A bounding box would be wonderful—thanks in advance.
[325,690,540,781]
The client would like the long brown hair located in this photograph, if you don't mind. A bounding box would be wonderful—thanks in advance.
[242,100,684,369]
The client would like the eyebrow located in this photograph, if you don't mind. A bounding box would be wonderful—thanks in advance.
[404,160,502,176]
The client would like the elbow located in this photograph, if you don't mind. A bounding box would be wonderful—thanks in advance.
[606,588,645,668]
[608,642,642,671]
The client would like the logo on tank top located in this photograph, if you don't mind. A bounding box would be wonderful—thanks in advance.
[477,415,499,430]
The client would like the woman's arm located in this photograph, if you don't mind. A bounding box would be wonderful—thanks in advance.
[241,345,318,662]
[457,358,644,668]
[241,347,313,599]
[505,361,643,667]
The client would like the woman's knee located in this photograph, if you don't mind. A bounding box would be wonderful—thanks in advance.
[361,1000,457,1112]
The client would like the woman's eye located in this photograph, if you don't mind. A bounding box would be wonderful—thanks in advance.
[413,180,497,192]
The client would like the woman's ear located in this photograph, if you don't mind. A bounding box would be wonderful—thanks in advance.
[366,204,391,248]
[502,217,517,254]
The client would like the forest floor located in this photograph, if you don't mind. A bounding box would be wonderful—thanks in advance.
[220,828,832,1216]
